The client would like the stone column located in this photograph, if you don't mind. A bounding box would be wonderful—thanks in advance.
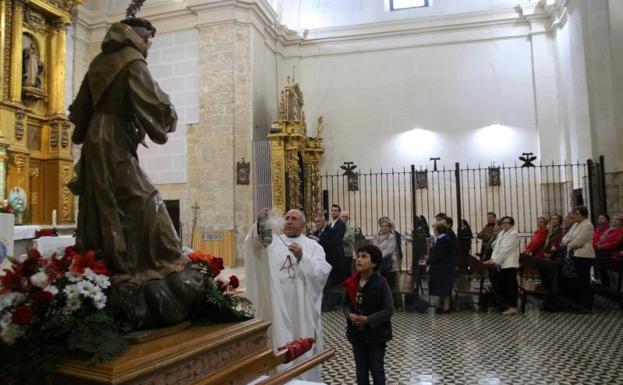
[525,14,567,215]
[192,22,253,260]
[48,20,68,115]
[9,0,24,103]
[0,0,7,102]
[0,144,8,199]
[578,0,618,171]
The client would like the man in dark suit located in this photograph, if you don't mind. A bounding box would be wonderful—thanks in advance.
[311,212,346,311]
[329,204,346,234]
[329,204,347,277]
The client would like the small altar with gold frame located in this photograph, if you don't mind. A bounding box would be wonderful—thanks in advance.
[0,0,80,225]
[268,81,324,217]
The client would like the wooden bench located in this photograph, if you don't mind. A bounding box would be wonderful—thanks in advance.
[453,255,489,310]
[593,255,623,310]
[518,253,560,312]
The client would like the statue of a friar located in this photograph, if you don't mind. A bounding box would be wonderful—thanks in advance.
[68,0,202,330]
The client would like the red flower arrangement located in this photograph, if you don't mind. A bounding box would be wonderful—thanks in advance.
[70,250,109,275]
[229,275,240,289]
[0,199,15,214]
[186,251,240,294]
[0,247,112,345]
[187,251,224,277]
[11,305,33,326]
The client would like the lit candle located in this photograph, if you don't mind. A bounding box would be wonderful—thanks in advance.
[52,209,57,227]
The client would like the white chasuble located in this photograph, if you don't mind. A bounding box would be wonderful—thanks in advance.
[245,226,332,381]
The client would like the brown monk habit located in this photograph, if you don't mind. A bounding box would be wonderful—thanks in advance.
[69,22,184,285]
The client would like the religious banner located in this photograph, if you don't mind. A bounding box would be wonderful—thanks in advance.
[416,170,428,189]
[488,166,501,186]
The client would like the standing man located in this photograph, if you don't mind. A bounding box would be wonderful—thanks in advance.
[477,212,497,257]
[245,209,332,381]
[340,211,356,274]
[311,213,345,311]
[330,204,347,238]
[330,204,348,280]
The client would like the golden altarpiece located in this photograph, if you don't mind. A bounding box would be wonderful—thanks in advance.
[0,0,80,224]
[268,81,324,217]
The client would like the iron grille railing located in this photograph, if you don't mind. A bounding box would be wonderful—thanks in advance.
[321,159,606,272]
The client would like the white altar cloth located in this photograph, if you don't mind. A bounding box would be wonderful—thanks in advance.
[14,225,40,240]
[32,235,76,257]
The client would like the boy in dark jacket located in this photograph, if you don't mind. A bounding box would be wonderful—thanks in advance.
[343,245,394,385]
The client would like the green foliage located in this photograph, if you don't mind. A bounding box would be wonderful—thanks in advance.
[67,311,127,363]
[197,279,254,322]
[0,307,125,385]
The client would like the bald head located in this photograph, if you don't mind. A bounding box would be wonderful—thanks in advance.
[339,210,350,223]
[284,209,306,237]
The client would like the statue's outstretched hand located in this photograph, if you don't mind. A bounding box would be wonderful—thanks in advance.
[167,105,178,133]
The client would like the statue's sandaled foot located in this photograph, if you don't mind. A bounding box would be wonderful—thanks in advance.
[115,268,204,331]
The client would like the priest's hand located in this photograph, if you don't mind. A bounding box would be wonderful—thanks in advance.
[288,242,303,261]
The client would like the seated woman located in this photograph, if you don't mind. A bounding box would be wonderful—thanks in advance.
[524,216,549,258]
[539,213,564,290]
[595,214,623,288]
[544,213,564,260]
[593,214,610,249]
[428,222,455,314]
[483,216,520,315]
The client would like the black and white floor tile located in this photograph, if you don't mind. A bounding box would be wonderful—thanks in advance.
[320,295,623,385]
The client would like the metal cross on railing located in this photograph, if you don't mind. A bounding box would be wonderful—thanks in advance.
[430,157,441,172]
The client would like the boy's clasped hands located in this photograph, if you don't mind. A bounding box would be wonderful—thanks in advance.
[349,313,368,327]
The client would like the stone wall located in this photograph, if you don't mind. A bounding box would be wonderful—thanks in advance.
[189,23,253,260]
[605,172,623,215]
[138,29,199,185]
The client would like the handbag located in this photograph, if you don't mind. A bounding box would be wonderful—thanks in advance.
[380,256,393,273]
[561,248,577,279]
[405,294,429,313]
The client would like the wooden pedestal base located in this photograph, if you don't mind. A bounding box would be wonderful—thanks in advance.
[58,319,273,385]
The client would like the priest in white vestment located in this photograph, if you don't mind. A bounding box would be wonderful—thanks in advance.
[245,209,332,381]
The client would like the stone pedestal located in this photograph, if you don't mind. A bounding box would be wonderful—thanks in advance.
[58,319,276,385]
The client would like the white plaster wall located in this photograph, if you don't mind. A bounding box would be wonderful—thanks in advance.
[137,29,199,184]
[278,36,538,172]
[552,0,592,165]
[275,0,525,30]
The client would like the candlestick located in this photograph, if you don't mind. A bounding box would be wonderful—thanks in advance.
[52,209,57,227]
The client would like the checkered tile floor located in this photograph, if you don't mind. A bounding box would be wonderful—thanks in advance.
[320,294,623,384]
